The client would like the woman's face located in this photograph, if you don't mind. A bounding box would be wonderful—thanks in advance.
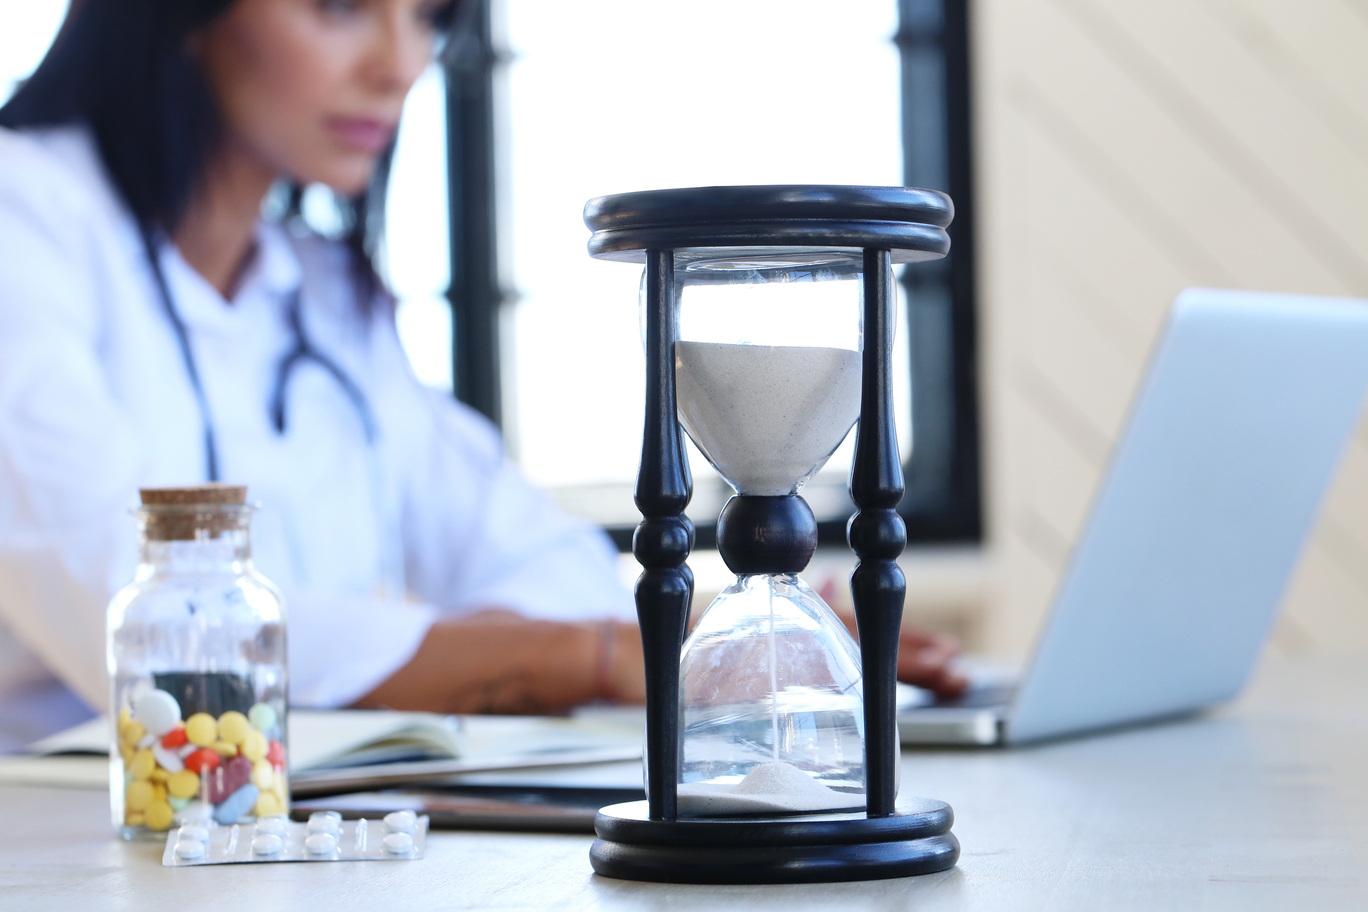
[196,0,449,194]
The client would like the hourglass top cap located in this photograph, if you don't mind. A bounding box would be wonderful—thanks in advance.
[583,184,954,264]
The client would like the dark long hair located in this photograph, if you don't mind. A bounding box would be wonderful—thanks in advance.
[0,0,460,303]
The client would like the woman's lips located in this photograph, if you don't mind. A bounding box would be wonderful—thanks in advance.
[325,116,398,153]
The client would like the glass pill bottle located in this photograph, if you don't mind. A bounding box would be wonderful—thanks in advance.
[107,484,289,839]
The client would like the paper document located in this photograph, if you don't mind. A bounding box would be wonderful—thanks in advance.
[2,708,645,791]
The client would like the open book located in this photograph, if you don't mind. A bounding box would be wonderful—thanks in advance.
[0,707,644,793]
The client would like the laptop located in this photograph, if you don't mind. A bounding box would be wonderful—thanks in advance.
[898,288,1368,746]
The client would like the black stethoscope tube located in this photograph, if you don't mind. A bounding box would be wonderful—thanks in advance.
[140,228,377,482]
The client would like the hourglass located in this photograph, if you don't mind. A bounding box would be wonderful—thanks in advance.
[584,186,960,883]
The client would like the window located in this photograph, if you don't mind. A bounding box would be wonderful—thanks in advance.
[443,0,981,547]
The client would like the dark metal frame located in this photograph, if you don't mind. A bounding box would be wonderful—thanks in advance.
[442,0,980,546]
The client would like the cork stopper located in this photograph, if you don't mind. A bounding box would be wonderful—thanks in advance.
[139,484,247,506]
[139,484,250,540]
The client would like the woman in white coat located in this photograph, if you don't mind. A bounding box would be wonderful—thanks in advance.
[0,0,964,750]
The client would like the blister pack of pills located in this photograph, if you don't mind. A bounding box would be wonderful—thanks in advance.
[162,811,427,866]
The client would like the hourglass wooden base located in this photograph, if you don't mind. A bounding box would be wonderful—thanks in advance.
[590,797,959,884]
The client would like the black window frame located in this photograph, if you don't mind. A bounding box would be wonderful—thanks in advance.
[442,0,980,550]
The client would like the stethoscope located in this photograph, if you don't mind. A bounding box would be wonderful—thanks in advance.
[139,227,377,482]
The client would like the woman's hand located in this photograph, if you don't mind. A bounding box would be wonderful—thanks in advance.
[894,626,968,699]
[818,579,968,700]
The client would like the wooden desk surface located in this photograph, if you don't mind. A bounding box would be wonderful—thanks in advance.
[2,656,1365,911]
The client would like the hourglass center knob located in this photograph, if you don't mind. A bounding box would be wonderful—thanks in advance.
[715,494,818,575]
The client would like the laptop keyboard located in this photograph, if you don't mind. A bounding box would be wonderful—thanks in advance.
[932,683,1017,710]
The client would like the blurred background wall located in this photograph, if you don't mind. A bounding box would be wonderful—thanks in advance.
[973,0,1368,662]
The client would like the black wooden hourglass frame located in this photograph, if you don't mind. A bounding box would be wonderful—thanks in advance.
[583,186,960,884]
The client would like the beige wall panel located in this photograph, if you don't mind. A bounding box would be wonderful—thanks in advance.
[1103,1,1368,292]
[1317,437,1368,544]
[1276,544,1368,655]
[1028,0,1350,292]
[1026,259,1144,445]
[1218,0,1368,140]
[1019,404,1100,548]
[972,0,1368,659]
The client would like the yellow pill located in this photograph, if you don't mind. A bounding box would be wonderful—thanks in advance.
[152,783,167,804]
[272,775,288,803]
[145,800,174,831]
[118,707,133,727]
[125,811,145,827]
[250,759,274,790]
[212,740,238,757]
[118,744,133,765]
[125,780,154,811]
[253,791,284,818]
[120,719,146,747]
[241,729,267,762]
[185,713,216,746]
[217,711,250,745]
[167,769,199,799]
[150,768,169,783]
[129,749,155,780]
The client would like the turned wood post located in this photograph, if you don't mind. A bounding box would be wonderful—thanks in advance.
[634,248,693,821]
[849,248,906,818]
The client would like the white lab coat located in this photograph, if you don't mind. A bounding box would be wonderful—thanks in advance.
[0,125,633,749]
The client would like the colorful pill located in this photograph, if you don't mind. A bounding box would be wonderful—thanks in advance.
[183,748,220,775]
[129,748,155,780]
[125,780,153,811]
[184,713,216,747]
[254,791,284,817]
[212,783,259,825]
[152,743,184,774]
[120,719,146,747]
[161,727,188,749]
[217,711,250,746]
[211,740,238,757]
[145,799,175,831]
[251,759,274,790]
[134,690,181,736]
[248,703,276,732]
[167,769,200,799]
[240,729,267,762]
[266,739,285,768]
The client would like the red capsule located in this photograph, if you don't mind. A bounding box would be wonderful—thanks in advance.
[267,739,285,768]
[184,747,220,775]
[161,726,188,749]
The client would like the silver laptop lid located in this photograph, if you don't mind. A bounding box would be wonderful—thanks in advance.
[1007,289,1368,744]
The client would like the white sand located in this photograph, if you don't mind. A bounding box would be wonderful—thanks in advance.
[675,342,861,496]
[676,761,863,816]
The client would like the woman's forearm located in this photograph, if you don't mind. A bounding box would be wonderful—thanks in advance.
[353,610,644,714]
